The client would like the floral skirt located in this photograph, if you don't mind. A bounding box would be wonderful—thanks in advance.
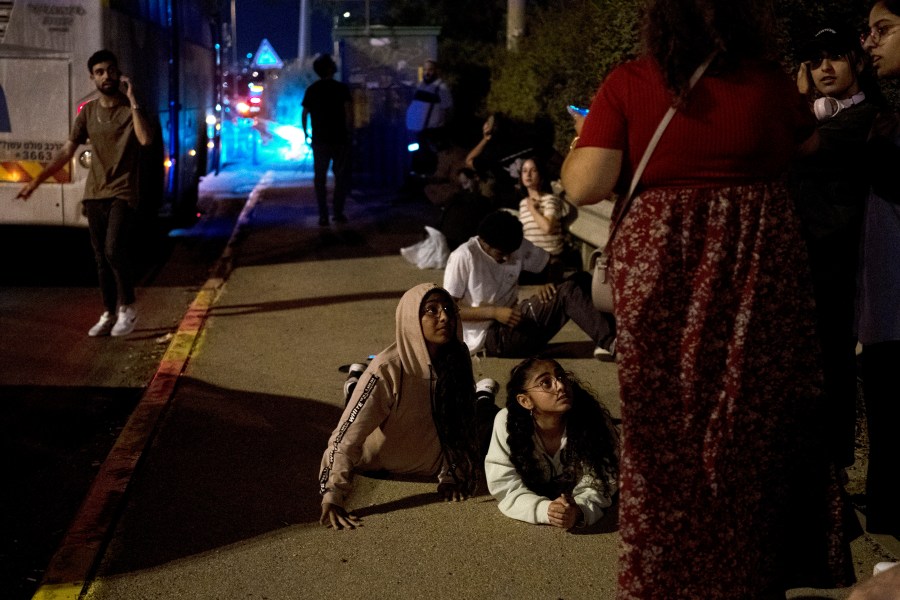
[610,183,856,599]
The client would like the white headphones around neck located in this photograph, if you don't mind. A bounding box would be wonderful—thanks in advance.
[814,91,866,121]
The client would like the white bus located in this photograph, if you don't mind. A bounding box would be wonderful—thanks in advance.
[0,0,218,226]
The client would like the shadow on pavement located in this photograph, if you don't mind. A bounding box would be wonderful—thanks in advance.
[541,340,598,358]
[1,385,142,600]
[352,491,448,519]
[573,499,620,535]
[209,290,411,318]
[232,193,442,269]
[98,377,342,575]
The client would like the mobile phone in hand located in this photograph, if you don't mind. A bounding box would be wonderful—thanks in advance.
[567,105,589,117]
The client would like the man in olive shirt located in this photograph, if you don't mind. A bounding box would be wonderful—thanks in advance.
[17,49,155,336]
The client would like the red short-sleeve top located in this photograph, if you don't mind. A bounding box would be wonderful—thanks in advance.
[578,57,815,190]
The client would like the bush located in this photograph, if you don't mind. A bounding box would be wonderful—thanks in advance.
[485,0,897,156]
[486,0,639,153]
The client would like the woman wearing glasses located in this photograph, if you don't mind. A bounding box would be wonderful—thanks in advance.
[859,0,900,541]
[318,284,488,530]
[484,358,619,529]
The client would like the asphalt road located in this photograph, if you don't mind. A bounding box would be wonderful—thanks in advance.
[0,204,242,600]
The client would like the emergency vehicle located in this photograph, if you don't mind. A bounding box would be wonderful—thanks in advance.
[0,0,218,225]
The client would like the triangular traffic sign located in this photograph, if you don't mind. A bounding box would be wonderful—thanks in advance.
[251,38,284,69]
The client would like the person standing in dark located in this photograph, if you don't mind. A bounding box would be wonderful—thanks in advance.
[406,59,454,175]
[16,49,155,337]
[860,0,900,540]
[562,0,856,595]
[790,26,880,470]
[302,54,352,226]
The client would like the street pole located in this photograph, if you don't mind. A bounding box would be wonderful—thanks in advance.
[365,0,371,36]
[298,0,309,60]
[507,0,525,51]
[230,0,237,65]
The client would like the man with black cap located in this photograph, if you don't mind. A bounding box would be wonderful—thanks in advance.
[790,25,880,469]
[443,210,615,359]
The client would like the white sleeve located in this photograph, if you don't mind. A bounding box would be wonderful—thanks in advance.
[443,246,470,300]
[571,471,616,526]
[484,409,551,525]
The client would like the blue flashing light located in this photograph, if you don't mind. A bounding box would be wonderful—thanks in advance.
[251,39,284,69]
[407,142,420,152]
[246,53,253,59]
[271,124,305,145]
[256,50,279,67]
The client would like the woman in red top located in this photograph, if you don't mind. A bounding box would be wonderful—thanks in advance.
[562,1,855,598]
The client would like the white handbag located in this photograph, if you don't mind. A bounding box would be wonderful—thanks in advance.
[590,56,714,312]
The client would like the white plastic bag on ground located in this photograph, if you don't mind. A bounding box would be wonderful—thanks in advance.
[400,226,449,269]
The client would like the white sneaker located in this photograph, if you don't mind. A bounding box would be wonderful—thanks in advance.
[594,338,616,362]
[343,363,368,403]
[475,378,499,401]
[88,311,116,337]
[111,305,137,337]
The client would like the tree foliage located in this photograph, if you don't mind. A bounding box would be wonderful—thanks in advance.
[486,0,639,150]
[310,0,896,150]
[485,0,891,153]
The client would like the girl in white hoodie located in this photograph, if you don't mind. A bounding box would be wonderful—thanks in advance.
[485,358,619,529]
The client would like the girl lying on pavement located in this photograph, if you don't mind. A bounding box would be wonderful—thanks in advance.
[485,358,619,530]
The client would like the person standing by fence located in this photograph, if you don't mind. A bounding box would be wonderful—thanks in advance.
[406,59,453,177]
[302,54,353,226]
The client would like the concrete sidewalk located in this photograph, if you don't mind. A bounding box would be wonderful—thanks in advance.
[68,167,895,599]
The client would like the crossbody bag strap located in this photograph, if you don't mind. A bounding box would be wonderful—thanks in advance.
[602,54,715,254]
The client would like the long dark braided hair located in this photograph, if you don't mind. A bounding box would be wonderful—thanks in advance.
[505,358,619,500]
[426,290,481,496]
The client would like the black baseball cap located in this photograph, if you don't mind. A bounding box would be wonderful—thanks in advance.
[798,26,859,62]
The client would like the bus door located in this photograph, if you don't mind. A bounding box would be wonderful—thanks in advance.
[0,56,73,225]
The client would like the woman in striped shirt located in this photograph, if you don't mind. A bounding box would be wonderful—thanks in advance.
[517,158,565,258]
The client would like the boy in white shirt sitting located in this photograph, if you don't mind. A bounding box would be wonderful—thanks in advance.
[443,210,615,358]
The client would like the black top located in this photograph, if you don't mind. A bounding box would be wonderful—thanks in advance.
[789,101,880,240]
[302,78,351,144]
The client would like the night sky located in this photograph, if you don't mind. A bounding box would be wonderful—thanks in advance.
[235,0,333,63]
